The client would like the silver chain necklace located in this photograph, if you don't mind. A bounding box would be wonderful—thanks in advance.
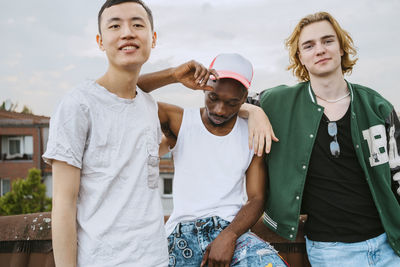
[315,92,350,103]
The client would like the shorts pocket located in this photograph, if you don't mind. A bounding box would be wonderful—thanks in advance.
[312,241,338,249]
[306,237,338,257]
[168,234,175,253]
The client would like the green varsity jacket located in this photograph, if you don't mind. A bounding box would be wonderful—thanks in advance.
[252,81,400,255]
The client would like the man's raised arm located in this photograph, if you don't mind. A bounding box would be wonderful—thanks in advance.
[138,60,217,92]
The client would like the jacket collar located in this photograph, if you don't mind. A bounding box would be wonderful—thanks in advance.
[307,80,354,104]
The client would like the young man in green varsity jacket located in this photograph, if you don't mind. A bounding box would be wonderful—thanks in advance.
[249,11,400,266]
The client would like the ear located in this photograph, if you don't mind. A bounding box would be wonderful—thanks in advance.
[151,31,157,48]
[241,91,248,104]
[96,34,105,51]
[340,48,344,57]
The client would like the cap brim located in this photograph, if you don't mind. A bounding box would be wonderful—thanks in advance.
[214,70,250,89]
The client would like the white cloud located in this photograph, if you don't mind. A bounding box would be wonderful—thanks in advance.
[151,85,204,108]
[6,18,15,25]
[64,64,76,71]
[0,76,18,83]
[1,0,399,116]
[66,33,104,59]
[25,16,37,23]
[5,53,23,67]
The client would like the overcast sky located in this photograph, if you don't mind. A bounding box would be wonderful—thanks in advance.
[1,0,399,116]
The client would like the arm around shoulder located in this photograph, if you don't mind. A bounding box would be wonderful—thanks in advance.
[239,103,278,155]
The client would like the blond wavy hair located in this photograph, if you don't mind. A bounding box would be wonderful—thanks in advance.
[286,12,358,81]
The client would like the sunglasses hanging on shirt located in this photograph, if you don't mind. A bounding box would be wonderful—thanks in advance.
[327,121,340,158]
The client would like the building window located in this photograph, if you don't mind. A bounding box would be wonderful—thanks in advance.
[1,136,33,160]
[8,137,23,156]
[0,178,11,196]
[160,173,173,197]
[159,173,174,215]
[164,177,173,195]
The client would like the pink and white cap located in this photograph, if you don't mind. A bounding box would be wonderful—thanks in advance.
[209,53,254,89]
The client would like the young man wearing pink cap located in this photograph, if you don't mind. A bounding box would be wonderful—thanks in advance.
[138,53,287,267]
[248,12,400,266]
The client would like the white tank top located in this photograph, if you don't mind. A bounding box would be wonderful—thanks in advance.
[165,108,254,236]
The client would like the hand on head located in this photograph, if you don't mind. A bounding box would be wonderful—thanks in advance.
[173,60,219,91]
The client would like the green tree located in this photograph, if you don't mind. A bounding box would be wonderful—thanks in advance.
[0,100,18,112]
[0,100,33,114]
[21,105,33,114]
[0,168,52,215]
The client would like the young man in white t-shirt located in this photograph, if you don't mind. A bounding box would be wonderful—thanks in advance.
[42,1,220,266]
[138,53,287,267]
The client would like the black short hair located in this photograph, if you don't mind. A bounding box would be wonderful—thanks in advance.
[98,0,154,35]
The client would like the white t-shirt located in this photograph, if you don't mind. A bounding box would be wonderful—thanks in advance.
[165,108,254,236]
[43,80,168,267]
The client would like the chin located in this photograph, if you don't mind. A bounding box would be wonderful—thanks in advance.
[119,60,145,70]
[120,54,149,66]
[208,116,227,126]
[310,68,336,77]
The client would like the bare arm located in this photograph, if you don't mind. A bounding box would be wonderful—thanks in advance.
[239,103,278,156]
[138,60,218,93]
[157,102,184,142]
[159,134,177,157]
[201,155,266,267]
[52,160,81,267]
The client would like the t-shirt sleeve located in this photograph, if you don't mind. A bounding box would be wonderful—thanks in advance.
[42,92,89,169]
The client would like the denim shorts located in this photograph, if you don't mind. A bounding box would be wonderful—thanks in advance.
[167,216,287,267]
[305,233,400,267]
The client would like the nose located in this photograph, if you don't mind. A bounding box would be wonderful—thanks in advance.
[315,42,326,56]
[121,24,136,39]
[213,102,225,116]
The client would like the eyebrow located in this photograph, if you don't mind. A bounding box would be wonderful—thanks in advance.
[321,34,336,40]
[226,98,242,103]
[300,34,336,47]
[106,16,146,24]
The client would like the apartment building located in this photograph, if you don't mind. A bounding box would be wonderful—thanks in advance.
[0,110,51,196]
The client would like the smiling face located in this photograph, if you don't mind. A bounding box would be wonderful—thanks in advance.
[96,2,156,70]
[204,78,247,127]
[298,20,343,79]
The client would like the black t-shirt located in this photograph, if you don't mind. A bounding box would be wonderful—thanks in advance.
[302,107,384,242]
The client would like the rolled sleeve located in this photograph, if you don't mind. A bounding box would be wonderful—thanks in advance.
[42,92,89,169]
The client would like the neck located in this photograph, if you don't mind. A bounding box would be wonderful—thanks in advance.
[309,71,348,100]
[96,65,141,99]
[310,71,351,121]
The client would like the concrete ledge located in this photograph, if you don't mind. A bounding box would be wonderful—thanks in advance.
[0,213,54,267]
[252,215,310,267]
[0,212,52,242]
[0,213,310,267]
